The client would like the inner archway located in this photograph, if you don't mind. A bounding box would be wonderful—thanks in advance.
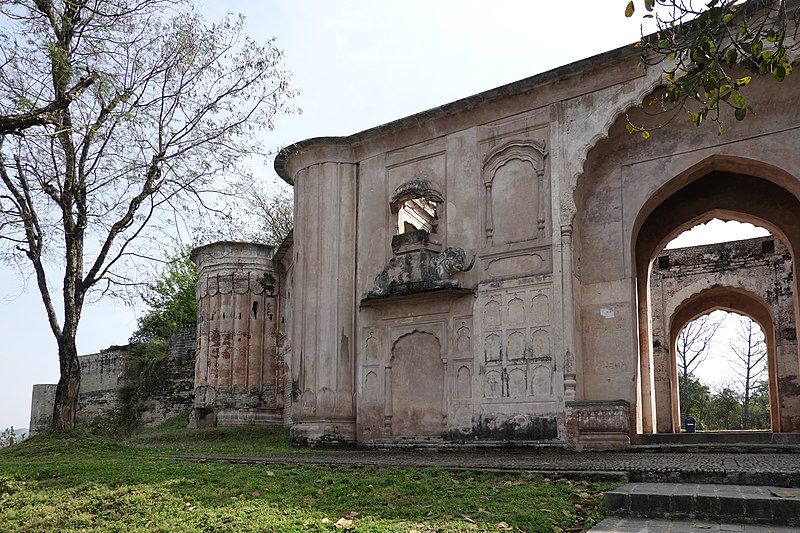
[667,288,779,433]
[633,160,800,434]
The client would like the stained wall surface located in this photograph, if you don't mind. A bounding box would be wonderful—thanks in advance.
[274,33,800,444]
[191,242,286,427]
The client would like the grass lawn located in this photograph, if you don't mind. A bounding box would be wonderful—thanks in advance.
[0,420,621,532]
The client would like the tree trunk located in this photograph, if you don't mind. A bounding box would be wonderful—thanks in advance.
[53,335,81,431]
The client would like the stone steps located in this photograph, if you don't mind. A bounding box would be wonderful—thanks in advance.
[631,432,800,446]
[591,517,798,532]
[602,483,800,527]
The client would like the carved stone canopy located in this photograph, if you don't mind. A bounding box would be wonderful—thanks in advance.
[389,179,444,213]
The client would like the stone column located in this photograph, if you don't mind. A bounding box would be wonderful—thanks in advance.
[191,242,281,427]
[287,144,357,445]
[561,225,578,401]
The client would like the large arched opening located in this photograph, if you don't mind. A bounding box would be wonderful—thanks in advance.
[633,158,800,433]
[667,286,779,433]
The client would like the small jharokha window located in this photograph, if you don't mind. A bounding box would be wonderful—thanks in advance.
[389,179,444,236]
[397,197,439,235]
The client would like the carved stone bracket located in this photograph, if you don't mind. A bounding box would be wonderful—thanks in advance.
[364,230,476,301]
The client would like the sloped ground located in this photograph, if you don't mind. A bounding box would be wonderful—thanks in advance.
[0,421,618,532]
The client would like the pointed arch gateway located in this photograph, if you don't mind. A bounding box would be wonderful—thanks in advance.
[666,286,781,433]
[633,156,800,434]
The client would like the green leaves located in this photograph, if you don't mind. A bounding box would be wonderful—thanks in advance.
[624,0,798,137]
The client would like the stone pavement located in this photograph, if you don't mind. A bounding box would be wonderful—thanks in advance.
[167,449,800,486]
[590,517,799,532]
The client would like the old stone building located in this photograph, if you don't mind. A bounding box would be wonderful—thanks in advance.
[189,33,800,447]
[650,236,796,434]
[31,37,800,447]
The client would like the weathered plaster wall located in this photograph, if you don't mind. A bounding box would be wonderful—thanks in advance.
[76,346,129,423]
[29,384,57,434]
[271,33,800,444]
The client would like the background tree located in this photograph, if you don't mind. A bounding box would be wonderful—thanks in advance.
[0,0,294,431]
[131,246,198,343]
[676,313,724,419]
[705,384,744,429]
[203,185,294,247]
[728,315,768,429]
[625,0,799,137]
[680,375,711,428]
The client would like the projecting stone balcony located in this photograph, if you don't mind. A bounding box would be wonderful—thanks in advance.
[361,229,476,304]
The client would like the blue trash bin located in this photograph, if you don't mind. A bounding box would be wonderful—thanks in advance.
[684,416,696,433]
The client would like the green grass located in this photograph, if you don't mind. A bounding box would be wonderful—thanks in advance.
[0,425,621,532]
[126,414,299,457]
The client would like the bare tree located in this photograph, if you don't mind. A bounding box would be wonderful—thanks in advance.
[728,315,768,429]
[676,313,724,417]
[0,0,294,430]
[196,181,294,247]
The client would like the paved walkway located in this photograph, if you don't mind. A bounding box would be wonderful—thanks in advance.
[166,450,800,485]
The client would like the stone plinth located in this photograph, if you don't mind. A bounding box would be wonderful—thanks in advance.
[566,400,631,448]
[191,241,283,427]
[29,384,57,434]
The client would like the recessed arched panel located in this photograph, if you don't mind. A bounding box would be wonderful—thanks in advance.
[364,371,379,403]
[365,333,379,363]
[508,368,527,398]
[484,370,502,398]
[507,330,525,360]
[532,329,550,357]
[456,365,472,399]
[530,365,552,398]
[390,331,444,437]
[456,324,471,354]
[484,300,501,328]
[508,297,525,325]
[491,159,539,244]
[531,294,549,325]
[484,333,502,362]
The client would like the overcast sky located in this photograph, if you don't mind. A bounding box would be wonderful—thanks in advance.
[0,1,769,430]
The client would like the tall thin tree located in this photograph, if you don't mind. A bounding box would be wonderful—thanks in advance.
[0,0,294,430]
[729,315,768,429]
[676,313,724,418]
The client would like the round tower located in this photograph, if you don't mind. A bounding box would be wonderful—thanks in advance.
[190,241,283,426]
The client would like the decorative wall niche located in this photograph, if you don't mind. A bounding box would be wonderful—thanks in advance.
[474,277,555,403]
[481,140,548,248]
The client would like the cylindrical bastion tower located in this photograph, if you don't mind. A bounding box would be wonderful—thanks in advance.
[190,241,284,427]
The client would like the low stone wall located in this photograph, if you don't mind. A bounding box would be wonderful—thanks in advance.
[29,326,197,430]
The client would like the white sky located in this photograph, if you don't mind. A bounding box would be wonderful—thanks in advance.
[0,2,770,429]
